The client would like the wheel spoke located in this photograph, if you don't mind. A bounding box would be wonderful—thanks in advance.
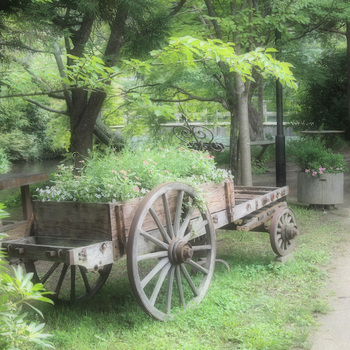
[79,265,91,293]
[178,207,195,239]
[192,244,212,252]
[149,206,171,244]
[174,190,184,235]
[70,265,76,301]
[137,251,168,262]
[187,259,209,275]
[166,266,175,314]
[55,264,68,297]
[41,262,60,283]
[141,258,169,289]
[24,261,111,301]
[140,229,169,250]
[175,265,185,307]
[162,193,175,239]
[150,262,172,306]
[180,264,199,297]
[183,219,208,242]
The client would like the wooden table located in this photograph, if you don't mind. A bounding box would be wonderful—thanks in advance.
[0,172,49,220]
[250,140,275,161]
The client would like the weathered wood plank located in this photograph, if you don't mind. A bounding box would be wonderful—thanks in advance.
[33,201,113,240]
[232,186,289,222]
[0,172,49,190]
[1,237,115,268]
[236,202,287,231]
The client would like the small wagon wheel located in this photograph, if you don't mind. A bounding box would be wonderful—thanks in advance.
[23,214,112,301]
[23,260,112,302]
[269,207,299,256]
[127,182,216,321]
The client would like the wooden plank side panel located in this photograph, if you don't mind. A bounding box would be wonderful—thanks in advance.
[31,179,233,247]
[200,179,233,214]
[233,186,289,222]
[33,201,113,240]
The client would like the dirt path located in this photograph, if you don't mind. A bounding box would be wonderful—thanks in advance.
[253,149,350,350]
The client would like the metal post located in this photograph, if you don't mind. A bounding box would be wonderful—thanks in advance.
[275,30,286,187]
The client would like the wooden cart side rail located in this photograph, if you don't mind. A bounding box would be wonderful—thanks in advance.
[235,202,287,232]
[232,185,289,222]
[1,236,115,270]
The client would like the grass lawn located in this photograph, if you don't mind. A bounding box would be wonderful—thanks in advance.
[27,204,347,350]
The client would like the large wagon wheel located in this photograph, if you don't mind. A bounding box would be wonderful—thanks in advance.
[24,260,112,301]
[269,207,298,256]
[23,215,112,301]
[127,182,216,321]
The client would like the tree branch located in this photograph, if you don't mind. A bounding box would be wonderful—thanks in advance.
[204,0,223,39]
[169,0,187,17]
[168,85,224,103]
[25,97,69,115]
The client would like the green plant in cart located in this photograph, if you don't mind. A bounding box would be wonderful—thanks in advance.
[35,145,231,203]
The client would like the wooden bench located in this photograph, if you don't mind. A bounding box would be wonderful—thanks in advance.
[250,140,275,162]
[0,172,49,223]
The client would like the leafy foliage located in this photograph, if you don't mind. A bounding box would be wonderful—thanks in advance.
[36,144,231,203]
[287,137,345,175]
[0,148,11,174]
[0,206,54,349]
[291,49,348,133]
[0,93,63,160]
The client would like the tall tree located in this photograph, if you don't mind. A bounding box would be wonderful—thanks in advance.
[0,0,186,163]
[130,0,297,184]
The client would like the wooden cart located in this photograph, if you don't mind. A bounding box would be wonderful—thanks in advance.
[1,179,298,321]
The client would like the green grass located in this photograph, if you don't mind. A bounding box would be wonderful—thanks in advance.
[27,204,348,350]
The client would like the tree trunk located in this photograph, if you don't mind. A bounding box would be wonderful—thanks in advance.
[248,101,264,141]
[235,74,252,186]
[229,110,239,179]
[70,90,106,163]
[94,114,124,149]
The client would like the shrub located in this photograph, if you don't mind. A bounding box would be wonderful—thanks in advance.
[0,204,54,349]
[291,49,348,133]
[0,148,11,174]
[287,138,345,176]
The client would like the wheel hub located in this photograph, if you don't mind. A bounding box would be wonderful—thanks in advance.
[168,239,193,264]
[281,224,299,241]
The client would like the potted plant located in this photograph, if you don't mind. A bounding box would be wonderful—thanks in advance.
[287,138,346,205]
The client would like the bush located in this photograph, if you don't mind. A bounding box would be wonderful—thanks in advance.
[0,204,54,349]
[286,137,345,176]
[292,49,348,133]
[0,148,11,174]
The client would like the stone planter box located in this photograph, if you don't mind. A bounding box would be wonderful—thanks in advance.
[297,172,344,205]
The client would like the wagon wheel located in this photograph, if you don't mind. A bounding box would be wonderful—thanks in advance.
[127,182,216,321]
[22,214,112,301]
[24,260,112,302]
[269,207,299,256]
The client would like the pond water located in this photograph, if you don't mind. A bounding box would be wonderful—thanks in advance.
[1,158,63,222]
[9,158,63,175]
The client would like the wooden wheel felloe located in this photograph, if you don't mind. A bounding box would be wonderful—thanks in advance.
[127,182,216,321]
[24,260,112,301]
[269,207,298,257]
